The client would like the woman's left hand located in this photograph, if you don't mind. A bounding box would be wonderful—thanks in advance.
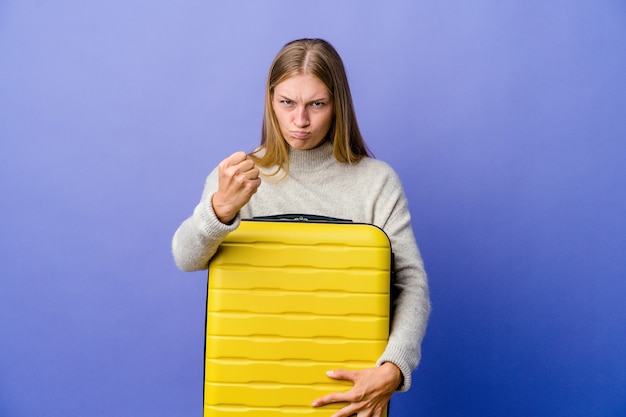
[311,362,402,417]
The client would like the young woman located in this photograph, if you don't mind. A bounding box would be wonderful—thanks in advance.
[172,38,430,417]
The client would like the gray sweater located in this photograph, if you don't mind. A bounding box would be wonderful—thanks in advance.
[172,141,430,391]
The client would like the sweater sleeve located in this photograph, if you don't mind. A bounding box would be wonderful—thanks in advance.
[373,169,430,392]
[171,170,240,272]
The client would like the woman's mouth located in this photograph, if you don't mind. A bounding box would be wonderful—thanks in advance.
[291,131,310,139]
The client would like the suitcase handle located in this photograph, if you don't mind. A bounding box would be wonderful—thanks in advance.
[248,214,353,223]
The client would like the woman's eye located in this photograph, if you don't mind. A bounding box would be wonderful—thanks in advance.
[281,99,293,105]
[311,102,325,108]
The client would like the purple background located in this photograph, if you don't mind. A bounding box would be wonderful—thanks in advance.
[1,1,625,416]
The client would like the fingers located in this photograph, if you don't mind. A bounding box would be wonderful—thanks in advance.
[312,368,393,417]
[326,369,358,382]
[311,369,361,409]
[311,391,349,408]
[220,152,260,181]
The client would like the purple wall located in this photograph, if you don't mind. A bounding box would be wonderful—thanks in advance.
[1,1,625,416]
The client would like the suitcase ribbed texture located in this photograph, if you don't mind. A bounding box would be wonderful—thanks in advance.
[204,220,391,416]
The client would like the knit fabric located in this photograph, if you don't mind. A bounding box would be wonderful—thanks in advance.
[172,140,430,391]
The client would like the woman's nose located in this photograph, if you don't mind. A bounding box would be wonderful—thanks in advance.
[294,107,309,127]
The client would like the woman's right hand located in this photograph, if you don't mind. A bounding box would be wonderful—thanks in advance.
[211,151,261,224]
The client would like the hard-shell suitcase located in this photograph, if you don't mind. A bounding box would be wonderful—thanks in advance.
[203,215,393,416]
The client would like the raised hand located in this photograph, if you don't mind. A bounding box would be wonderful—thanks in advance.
[211,151,261,224]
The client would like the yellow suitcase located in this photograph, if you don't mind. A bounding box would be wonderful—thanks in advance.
[204,215,392,416]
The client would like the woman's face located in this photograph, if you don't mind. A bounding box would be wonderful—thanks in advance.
[271,73,334,150]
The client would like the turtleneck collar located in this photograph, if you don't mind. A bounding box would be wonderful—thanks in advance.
[287,140,335,172]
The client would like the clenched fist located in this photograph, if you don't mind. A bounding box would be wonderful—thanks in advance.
[211,151,261,224]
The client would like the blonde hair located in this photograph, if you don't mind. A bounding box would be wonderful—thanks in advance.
[250,38,371,175]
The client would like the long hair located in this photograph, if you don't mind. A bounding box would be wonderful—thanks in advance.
[251,38,371,175]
